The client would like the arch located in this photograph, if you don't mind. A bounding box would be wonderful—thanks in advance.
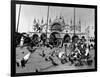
[72,35,79,43]
[40,33,47,42]
[32,34,39,40]
[63,33,71,43]
[31,34,39,46]
[49,31,61,47]
[50,22,62,32]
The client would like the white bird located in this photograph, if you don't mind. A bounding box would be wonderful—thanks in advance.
[23,52,31,61]
[16,58,21,66]
[85,48,89,56]
[16,52,31,67]
[58,51,65,59]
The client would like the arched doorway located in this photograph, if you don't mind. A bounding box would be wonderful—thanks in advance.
[72,35,79,43]
[31,34,39,47]
[40,33,47,46]
[61,33,71,47]
[63,34,71,43]
[40,33,47,41]
[49,31,61,47]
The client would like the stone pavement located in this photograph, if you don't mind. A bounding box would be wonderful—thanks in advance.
[16,46,95,73]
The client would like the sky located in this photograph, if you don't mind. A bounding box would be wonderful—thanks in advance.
[16,4,95,36]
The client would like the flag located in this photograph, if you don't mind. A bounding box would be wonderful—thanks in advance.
[49,18,51,24]
[79,20,81,25]
[70,19,72,26]
[85,26,90,34]
[37,19,39,23]
[33,18,36,24]
[41,18,44,24]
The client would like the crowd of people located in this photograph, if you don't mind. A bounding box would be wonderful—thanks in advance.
[16,32,95,69]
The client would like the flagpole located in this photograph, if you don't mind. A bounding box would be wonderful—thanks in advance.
[79,17,81,37]
[79,17,81,33]
[73,8,75,35]
[46,6,49,35]
[16,4,21,32]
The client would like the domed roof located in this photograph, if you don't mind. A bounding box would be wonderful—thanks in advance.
[49,16,65,32]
